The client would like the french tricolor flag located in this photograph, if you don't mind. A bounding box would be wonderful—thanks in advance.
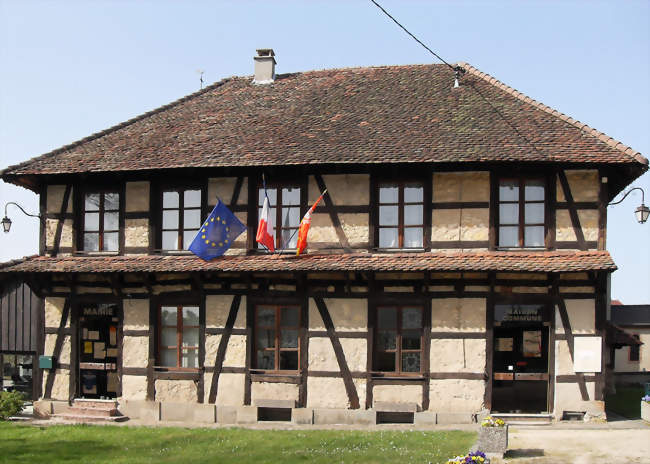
[256,194,275,252]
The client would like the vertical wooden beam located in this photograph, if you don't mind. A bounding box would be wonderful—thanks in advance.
[298,274,309,408]
[594,272,607,401]
[36,295,45,399]
[547,273,557,413]
[423,174,433,252]
[148,178,158,253]
[546,171,557,250]
[314,174,351,251]
[246,175,257,254]
[369,175,378,250]
[68,298,78,401]
[597,170,608,251]
[197,287,206,403]
[366,273,375,409]
[488,172,498,250]
[207,295,241,404]
[313,297,359,409]
[146,293,156,401]
[244,297,253,405]
[558,171,587,251]
[50,184,72,257]
[422,291,432,410]
[118,181,126,255]
[116,299,124,398]
[39,187,47,256]
[230,177,244,208]
[483,272,495,410]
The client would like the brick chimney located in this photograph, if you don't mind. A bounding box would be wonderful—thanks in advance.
[253,49,276,84]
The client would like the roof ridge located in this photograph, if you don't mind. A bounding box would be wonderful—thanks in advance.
[0,76,237,177]
[457,61,648,166]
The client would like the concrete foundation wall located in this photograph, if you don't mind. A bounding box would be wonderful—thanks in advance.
[251,382,299,404]
[432,298,486,332]
[373,384,422,409]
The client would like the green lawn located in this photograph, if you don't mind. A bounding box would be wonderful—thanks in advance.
[605,386,645,419]
[0,423,475,464]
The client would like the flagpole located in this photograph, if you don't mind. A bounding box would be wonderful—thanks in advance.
[277,189,326,256]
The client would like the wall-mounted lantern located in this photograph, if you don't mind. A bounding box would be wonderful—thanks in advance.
[2,202,43,233]
[610,187,648,224]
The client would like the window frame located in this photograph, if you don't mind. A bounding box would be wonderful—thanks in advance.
[253,304,301,373]
[78,187,123,253]
[373,305,424,376]
[497,176,547,249]
[156,303,201,371]
[156,182,207,253]
[629,334,641,362]
[375,179,426,250]
[256,183,303,251]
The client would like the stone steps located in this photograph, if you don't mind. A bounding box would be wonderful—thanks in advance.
[50,398,127,424]
[491,413,553,425]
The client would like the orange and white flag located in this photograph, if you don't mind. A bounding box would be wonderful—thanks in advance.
[296,190,326,256]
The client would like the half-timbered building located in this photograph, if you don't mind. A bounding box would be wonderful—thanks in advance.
[1,50,647,424]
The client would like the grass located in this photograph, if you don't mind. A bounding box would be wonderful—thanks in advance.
[605,385,645,419]
[0,422,476,464]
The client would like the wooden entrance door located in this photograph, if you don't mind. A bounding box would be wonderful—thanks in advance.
[78,303,120,399]
[492,324,549,413]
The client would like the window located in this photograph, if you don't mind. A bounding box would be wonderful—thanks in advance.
[83,191,120,251]
[254,305,300,371]
[378,182,424,249]
[257,186,301,250]
[374,306,423,374]
[498,178,545,248]
[158,305,200,369]
[161,188,202,250]
[630,334,640,362]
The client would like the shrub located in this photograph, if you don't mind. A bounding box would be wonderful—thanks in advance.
[0,391,25,420]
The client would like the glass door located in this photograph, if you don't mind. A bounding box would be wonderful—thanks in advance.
[78,303,120,399]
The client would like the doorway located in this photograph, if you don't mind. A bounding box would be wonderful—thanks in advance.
[492,303,550,413]
[78,303,120,399]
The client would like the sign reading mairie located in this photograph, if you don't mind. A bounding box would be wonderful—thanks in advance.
[83,305,116,317]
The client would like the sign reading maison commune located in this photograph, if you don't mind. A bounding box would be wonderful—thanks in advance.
[495,304,545,323]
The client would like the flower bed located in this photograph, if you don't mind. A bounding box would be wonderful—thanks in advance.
[447,450,488,463]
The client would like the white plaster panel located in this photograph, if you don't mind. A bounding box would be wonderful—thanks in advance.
[555,340,575,375]
[124,219,149,249]
[46,185,73,213]
[44,372,70,400]
[428,379,485,412]
[460,208,489,241]
[555,299,595,334]
[373,384,422,409]
[306,377,366,409]
[206,295,246,329]
[205,335,220,367]
[430,339,486,372]
[251,382,299,404]
[123,299,149,331]
[460,298,486,332]
[122,336,149,368]
[308,174,369,205]
[45,297,68,328]
[308,298,367,331]
[460,172,490,202]
[223,335,246,367]
[45,218,74,249]
[556,170,599,202]
[433,173,461,202]
[554,382,596,415]
[45,334,70,364]
[125,181,150,212]
[121,375,148,401]
[155,379,197,403]
[432,209,461,241]
[215,373,245,406]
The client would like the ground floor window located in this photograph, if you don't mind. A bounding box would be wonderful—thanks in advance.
[254,305,300,371]
[0,353,34,399]
[374,305,423,374]
[158,305,200,369]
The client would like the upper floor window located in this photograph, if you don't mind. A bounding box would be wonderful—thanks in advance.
[161,188,202,250]
[158,304,200,369]
[257,186,301,250]
[254,305,300,371]
[374,305,423,374]
[498,178,545,248]
[83,191,120,251]
[378,182,424,249]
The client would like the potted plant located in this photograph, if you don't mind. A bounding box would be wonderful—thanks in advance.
[642,395,650,422]
[476,416,508,456]
[447,450,488,464]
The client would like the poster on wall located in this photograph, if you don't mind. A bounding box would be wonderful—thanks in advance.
[573,336,602,372]
[522,330,542,358]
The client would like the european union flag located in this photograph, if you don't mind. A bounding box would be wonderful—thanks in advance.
[188,199,246,261]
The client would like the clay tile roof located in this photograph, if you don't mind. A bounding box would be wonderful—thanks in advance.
[0,250,617,274]
[2,63,646,180]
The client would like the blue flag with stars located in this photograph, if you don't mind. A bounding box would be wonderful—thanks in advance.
[188,199,246,261]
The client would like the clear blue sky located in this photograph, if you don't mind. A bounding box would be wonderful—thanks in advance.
[1,0,648,303]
